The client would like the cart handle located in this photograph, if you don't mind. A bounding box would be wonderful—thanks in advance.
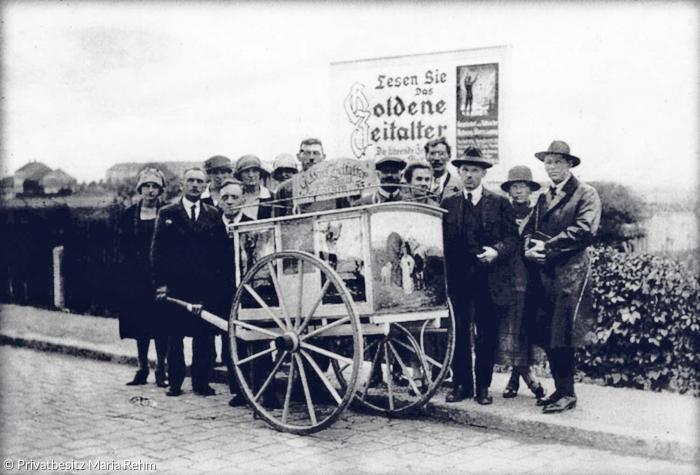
[164,296,228,332]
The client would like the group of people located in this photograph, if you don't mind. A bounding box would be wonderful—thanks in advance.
[116,134,601,415]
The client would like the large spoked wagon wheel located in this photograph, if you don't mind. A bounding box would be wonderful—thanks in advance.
[229,250,363,435]
[332,301,455,416]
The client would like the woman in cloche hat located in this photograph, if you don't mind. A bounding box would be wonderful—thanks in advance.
[117,167,169,387]
[496,165,546,401]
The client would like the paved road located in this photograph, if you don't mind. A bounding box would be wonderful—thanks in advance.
[0,346,694,474]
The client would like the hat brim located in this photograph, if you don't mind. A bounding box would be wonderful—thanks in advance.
[500,180,541,192]
[451,158,493,169]
[534,151,580,167]
[375,161,407,170]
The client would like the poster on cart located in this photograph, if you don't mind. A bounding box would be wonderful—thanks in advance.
[331,47,506,166]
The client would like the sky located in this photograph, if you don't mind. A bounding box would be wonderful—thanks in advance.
[1,1,698,190]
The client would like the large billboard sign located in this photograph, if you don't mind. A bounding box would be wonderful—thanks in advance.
[331,47,506,167]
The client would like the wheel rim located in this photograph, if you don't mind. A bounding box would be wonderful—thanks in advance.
[229,250,363,434]
[333,302,456,416]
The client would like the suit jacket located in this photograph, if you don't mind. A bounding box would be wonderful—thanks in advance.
[523,175,601,348]
[356,189,404,205]
[150,198,221,336]
[433,171,463,203]
[441,188,518,305]
[210,213,253,319]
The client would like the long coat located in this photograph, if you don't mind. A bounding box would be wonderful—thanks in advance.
[523,175,601,349]
[496,203,544,366]
[150,199,221,336]
[441,188,518,306]
[116,202,165,339]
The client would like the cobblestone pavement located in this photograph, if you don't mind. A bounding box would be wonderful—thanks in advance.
[0,346,694,475]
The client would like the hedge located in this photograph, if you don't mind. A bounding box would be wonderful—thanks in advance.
[578,246,700,396]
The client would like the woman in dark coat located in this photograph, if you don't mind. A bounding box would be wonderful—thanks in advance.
[497,166,545,400]
[117,168,168,386]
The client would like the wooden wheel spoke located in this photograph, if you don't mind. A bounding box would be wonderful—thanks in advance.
[295,259,304,330]
[301,350,343,405]
[300,341,353,366]
[267,262,292,329]
[243,284,287,331]
[360,341,384,402]
[254,350,288,402]
[300,316,351,341]
[388,342,422,395]
[294,354,317,425]
[394,338,442,369]
[231,319,282,339]
[384,343,395,410]
[297,280,331,333]
[282,356,295,424]
[237,346,276,366]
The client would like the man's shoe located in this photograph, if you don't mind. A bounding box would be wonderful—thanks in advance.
[155,370,168,388]
[262,392,282,409]
[193,385,216,396]
[536,390,561,407]
[166,387,183,397]
[502,387,518,398]
[475,387,493,405]
[542,395,577,413]
[228,393,246,407]
[445,385,470,403]
[126,369,148,386]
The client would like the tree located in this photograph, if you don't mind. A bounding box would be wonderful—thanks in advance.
[589,181,648,244]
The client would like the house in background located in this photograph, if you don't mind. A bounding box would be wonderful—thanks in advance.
[13,161,52,196]
[41,169,78,195]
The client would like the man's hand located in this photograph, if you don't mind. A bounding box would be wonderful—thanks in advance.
[524,245,547,265]
[155,286,168,301]
[476,246,498,265]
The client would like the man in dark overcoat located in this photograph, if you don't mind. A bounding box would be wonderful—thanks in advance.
[151,167,221,397]
[523,140,601,413]
[442,146,518,404]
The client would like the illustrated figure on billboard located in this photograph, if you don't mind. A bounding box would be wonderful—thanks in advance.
[344,82,371,158]
[461,72,479,116]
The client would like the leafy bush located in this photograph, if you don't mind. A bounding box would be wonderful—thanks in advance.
[578,246,700,395]
[589,181,648,243]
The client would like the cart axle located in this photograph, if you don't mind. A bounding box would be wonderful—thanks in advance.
[275,332,300,352]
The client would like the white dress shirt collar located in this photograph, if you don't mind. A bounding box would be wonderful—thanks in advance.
[550,174,572,196]
[462,184,484,205]
[182,196,201,220]
[377,187,401,200]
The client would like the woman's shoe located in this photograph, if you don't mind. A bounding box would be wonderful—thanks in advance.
[502,387,518,398]
[126,369,148,386]
[531,384,546,402]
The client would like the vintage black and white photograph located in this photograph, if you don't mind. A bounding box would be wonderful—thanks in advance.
[0,1,697,474]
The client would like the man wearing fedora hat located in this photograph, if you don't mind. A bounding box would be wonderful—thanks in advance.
[496,166,546,402]
[523,140,601,414]
[358,156,407,205]
[442,146,518,405]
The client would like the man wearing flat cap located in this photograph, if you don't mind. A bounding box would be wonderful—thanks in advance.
[358,156,407,204]
[201,155,233,207]
[442,146,518,405]
[523,140,601,414]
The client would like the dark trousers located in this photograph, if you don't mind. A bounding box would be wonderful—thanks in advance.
[135,336,168,372]
[167,334,212,390]
[546,347,575,397]
[451,273,501,394]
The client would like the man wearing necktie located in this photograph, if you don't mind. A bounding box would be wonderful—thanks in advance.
[523,140,601,414]
[151,167,221,397]
[441,146,518,405]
